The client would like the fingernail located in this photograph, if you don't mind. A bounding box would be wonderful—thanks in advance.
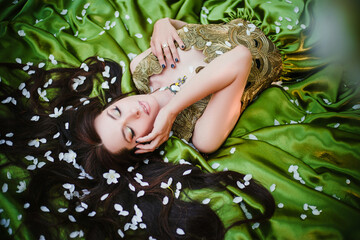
[162,64,165,68]
[171,64,175,68]
[175,58,178,62]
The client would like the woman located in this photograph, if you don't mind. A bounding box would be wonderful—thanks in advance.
[96,17,282,155]
[0,17,281,239]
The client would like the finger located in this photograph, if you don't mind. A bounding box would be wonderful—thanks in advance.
[136,132,157,143]
[136,139,161,153]
[162,44,175,68]
[155,44,166,68]
[173,33,185,50]
[168,40,179,64]
[150,39,156,56]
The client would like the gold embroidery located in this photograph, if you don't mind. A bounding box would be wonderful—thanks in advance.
[132,19,282,141]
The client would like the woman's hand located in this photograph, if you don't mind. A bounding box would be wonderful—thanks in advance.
[135,106,177,154]
[150,18,185,69]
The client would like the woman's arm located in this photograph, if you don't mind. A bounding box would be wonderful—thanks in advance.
[150,18,187,68]
[135,45,252,154]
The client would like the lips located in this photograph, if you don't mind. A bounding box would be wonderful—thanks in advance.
[139,101,150,115]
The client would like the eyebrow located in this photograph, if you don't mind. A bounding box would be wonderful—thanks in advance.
[106,111,130,143]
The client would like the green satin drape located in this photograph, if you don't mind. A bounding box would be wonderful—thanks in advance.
[1,0,359,239]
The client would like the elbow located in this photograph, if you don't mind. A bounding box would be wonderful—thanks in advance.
[192,137,221,154]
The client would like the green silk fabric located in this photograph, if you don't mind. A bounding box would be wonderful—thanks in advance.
[1,0,359,239]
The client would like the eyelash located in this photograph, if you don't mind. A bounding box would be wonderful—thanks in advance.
[114,106,135,139]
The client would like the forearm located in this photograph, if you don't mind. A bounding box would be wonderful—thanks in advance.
[165,46,252,116]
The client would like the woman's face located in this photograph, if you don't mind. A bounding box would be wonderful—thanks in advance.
[94,94,160,153]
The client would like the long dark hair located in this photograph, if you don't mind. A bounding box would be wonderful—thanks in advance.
[0,57,275,239]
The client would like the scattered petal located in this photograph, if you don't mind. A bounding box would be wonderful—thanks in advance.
[278,203,284,208]
[100,193,109,201]
[88,211,96,217]
[248,134,258,140]
[183,169,192,175]
[252,222,260,229]
[211,163,220,169]
[176,228,185,235]
[233,196,243,203]
[230,147,236,154]
[118,229,125,238]
[352,104,360,110]
[202,198,211,204]
[162,196,169,205]
[2,183,8,193]
[40,206,50,212]
[300,214,307,220]
[135,33,143,38]
[270,184,276,192]
[18,30,26,37]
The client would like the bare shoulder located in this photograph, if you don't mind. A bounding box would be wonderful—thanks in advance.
[129,48,153,74]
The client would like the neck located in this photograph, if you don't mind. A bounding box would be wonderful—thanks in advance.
[150,88,173,109]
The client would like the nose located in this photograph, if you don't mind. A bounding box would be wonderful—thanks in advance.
[127,107,141,119]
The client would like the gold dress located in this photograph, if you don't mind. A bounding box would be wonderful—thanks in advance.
[132,19,283,141]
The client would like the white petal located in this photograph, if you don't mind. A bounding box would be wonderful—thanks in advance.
[129,183,135,191]
[135,33,143,38]
[211,163,220,169]
[300,214,307,220]
[58,208,67,213]
[352,104,360,110]
[40,206,50,212]
[248,134,258,140]
[202,198,210,204]
[230,147,236,154]
[162,196,169,205]
[176,228,185,235]
[233,196,243,203]
[147,18,152,24]
[252,222,260,229]
[237,181,245,189]
[137,190,145,197]
[270,184,276,192]
[118,229,125,238]
[61,9,68,15]
[68,215,76,222]
[2,183,8,193]
[274,119,280,125]
[183,27,188,32]
[244,174,252,181]
[278,203,284,208]
[88,211,96,217]
[18,30,26,36]
[183,169,192,175]
[100,193,109,201]
[114,203,123,211]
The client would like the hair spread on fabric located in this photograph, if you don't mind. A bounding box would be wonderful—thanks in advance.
[0,58,275,240]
